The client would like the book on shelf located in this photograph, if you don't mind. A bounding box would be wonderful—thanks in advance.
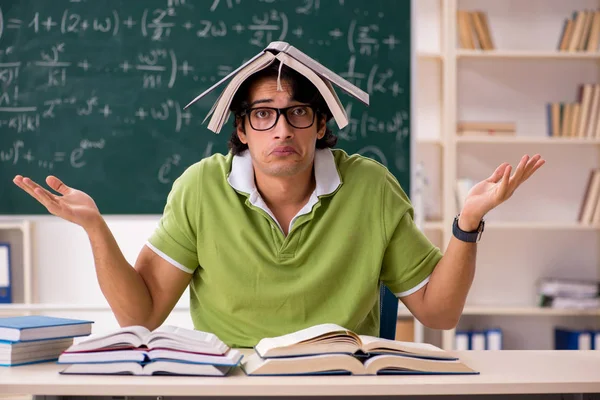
[457,10,494,50]
[183,41,369,134]
[242,323,478,376]
[0,315,93,342]
[538,277,600,298]
[58,325,240,376]
[558,10,600,52]
[540,295,600,309]
[547,83,600,138]
[578,169,600,224]
[457,121,515,136]
[538,277,600,310]
[0,242,10,303]
[455,329,502,351]
[554,328,599,350]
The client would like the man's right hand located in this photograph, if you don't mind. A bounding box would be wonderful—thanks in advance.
[13,175,102,231]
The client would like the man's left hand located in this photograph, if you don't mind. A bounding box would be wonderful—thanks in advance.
[459,154,546,231]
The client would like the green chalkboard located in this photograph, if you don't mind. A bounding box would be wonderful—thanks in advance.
[0,0,411,214]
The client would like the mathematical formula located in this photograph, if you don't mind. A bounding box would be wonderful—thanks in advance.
[0,0,409,185]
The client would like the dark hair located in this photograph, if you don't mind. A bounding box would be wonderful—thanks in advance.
[227,63,338,155]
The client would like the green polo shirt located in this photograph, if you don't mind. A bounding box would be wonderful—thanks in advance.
[147,148,442,348]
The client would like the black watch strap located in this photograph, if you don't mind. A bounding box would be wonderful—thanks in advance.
[452,215,485,243]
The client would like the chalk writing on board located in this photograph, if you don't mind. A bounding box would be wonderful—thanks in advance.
[339,103,409,142]
[158,154,181,184]
[0,139,102,170]
[0,0,410,213]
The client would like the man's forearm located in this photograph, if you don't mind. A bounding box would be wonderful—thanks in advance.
[85,217,153,327]
[422,214,480,329]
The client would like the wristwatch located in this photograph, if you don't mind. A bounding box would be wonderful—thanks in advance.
[452,214,485,243]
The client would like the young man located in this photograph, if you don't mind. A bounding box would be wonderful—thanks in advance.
[13,63,544,348]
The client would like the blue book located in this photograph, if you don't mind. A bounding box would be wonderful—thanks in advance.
[554,327,593,350]
[0,316,93,342]
[0,337,74,367]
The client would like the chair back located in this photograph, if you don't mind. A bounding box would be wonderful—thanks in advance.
[379,284,398,340]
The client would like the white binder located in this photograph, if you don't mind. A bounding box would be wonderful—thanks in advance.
[0,243,11,303]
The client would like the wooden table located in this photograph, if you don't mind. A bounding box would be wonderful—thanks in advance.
[1,350,600,398]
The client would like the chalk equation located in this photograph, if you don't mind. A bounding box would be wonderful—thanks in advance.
[0,138,100,170]
[0,0,409,199]
[0,3,402,54]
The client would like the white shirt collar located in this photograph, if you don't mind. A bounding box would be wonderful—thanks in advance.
[227,148,342,233]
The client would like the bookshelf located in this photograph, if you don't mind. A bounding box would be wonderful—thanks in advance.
[414,0,600,351]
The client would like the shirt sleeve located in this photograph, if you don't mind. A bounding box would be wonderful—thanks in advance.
[379,171,443,297]
[147,163,200,274]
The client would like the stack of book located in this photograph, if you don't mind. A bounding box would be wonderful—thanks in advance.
[456,10,494,50]
[0,315,93,366]
[558,10,600,52]
[579,168,600,225]
[538,277,600,309]
[547,83,600,139]
[242,323,478,376]
[58,325,242,376]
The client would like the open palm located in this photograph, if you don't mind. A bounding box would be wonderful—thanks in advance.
[13,175,100,229]
[463,154,546,220]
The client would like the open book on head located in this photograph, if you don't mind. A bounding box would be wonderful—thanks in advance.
[254,323,457,360]
[183,41,369,134]
[64,325,229,355]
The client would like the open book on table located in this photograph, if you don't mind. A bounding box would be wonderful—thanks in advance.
[183,41,369,134]
[58,325,240,376]
[60,360,233,376]
[244,323,478,376]
[62,325,230,356]
[254,323,458,359]
[242,352,477,376]
[58,346,242,366]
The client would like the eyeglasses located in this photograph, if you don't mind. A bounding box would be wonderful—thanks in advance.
[241,105,317,131]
